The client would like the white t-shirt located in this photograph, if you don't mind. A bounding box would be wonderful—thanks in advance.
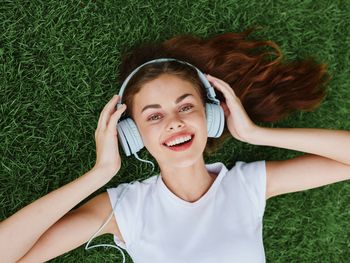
[107,160,266,263]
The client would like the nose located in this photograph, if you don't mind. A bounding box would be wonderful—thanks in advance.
[166,115,185,131]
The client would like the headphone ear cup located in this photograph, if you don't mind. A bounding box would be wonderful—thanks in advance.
[126,118,144,152]
[117,119,132,156]
[214,104,225,137]
[117,118,144,156]
[205,103,225,138]
[205,103,214,137]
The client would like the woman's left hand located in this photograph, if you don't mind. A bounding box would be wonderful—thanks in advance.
[205,74,260,143]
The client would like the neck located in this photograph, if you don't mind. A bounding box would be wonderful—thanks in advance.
[159,157,217,203]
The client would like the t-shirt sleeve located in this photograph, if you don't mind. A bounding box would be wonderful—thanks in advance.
[235,160,267,219]
[107,181,142,249]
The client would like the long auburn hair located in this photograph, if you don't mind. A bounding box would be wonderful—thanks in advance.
[118,28,330,155]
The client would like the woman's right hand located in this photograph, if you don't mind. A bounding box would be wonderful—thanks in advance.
[93,94,127,176]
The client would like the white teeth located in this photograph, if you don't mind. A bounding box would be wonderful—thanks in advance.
[166,135,192,147]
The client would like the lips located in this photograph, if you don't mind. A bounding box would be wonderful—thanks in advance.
[163,134,195,151]
[162,132,194,146]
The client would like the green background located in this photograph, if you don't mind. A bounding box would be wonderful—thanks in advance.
[1,0,349,262]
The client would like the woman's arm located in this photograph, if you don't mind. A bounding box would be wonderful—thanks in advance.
[248,127,350,199]
[204,74,350,165]
[16,192,122,263]
[0,167,114,263]
[0,94,127,262]
[205,74,350,198]
[249,127,350,165]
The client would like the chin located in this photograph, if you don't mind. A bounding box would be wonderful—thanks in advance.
[159,149,205,169]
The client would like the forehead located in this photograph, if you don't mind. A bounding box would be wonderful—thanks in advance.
[133,74,202,106]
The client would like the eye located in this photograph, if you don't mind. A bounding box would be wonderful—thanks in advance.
[147,114,162,121]
[147,105,193,121]
[180,104,193,112]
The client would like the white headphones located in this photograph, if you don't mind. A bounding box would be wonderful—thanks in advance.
[116,58,225,157]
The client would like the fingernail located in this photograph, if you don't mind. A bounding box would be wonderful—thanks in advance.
[116,104,125,110]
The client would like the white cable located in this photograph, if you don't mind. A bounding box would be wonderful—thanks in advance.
[85,182,131,263]
[85,153,156,262]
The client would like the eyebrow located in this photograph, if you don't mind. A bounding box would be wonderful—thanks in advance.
[141,93,194,114]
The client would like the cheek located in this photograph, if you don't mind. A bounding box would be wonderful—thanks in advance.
[138,125,161,148]
[197,110,208,129]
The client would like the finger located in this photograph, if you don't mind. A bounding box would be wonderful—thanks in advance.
[97,95,121,130]
[206,74,237,97]
[205,74,238,108]
[107,104,127,133]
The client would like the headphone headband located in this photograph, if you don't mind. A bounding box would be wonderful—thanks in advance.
[117,58,220,106]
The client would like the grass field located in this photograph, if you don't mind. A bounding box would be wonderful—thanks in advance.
[1,0,350,262]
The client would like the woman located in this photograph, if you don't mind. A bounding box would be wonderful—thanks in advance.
[1,29,349,263]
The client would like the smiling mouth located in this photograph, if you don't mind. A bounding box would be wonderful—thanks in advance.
[162,134,195,151]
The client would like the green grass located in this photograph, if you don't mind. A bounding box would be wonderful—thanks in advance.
[1,0,350,262]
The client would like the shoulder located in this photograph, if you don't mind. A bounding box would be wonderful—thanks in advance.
[205,160,266,182]
[104,175,159,246]
[219,160,267,218]
[106,175,159,209]
[227,160,266,194]
[226,160,266,178]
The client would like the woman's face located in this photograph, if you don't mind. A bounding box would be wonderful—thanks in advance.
[132,73,208,168]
